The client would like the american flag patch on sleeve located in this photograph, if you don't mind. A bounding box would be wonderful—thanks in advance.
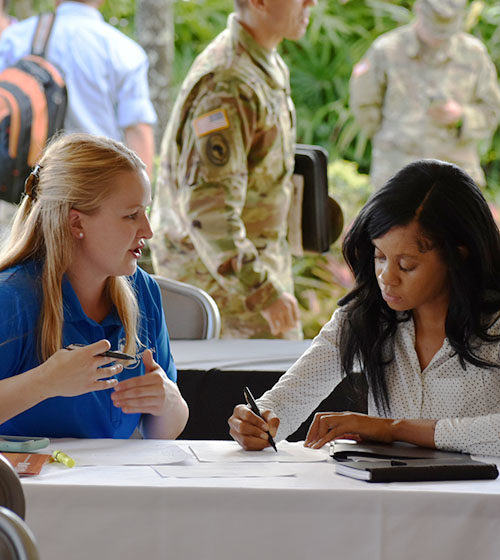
[193,108,230,137]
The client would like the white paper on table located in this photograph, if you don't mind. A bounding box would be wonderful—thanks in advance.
[153,463,297,478]
[189,440,328,463]
[47,438,192,466]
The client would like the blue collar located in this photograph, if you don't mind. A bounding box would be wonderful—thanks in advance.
[62,275,122,328]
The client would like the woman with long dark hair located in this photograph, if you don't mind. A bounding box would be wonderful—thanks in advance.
[229,159,500,455]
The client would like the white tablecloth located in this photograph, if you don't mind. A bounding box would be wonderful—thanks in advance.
[170,339,311,371]
[21,439,500,560]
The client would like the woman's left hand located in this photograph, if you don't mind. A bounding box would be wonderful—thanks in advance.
[304,411,394,449]
[111,349,180,416]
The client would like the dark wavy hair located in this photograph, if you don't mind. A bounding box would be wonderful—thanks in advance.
[339,159,500,413]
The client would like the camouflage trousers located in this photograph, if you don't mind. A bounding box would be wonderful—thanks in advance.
[150,238,303,340]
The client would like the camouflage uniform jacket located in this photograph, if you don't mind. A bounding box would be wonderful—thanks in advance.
[349,24,500,188]
[150,14,296,321]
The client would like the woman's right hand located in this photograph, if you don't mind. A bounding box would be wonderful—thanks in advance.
[228,404,280,450]
[38,339,121,399]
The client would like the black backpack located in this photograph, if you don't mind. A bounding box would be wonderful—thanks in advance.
[0,13,67,203]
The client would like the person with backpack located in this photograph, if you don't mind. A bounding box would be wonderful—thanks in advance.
[0,0,156,237]
[0,133,188,439]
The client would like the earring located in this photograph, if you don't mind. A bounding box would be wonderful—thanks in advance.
[78,232,84,239]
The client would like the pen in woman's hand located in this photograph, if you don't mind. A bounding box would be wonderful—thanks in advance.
[243,386,278,452]
[63,344,134,361]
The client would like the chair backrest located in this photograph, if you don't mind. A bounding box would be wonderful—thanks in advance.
[0,455,25,520]
[152,275,221,340]
[0,507,39,560]
[0,456,38,559]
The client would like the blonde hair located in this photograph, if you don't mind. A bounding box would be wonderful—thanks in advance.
[0,133,146,361]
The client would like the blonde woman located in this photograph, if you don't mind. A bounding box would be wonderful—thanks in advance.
[0,133,188,438]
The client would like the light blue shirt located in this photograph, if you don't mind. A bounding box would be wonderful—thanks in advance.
[0,2,157,140]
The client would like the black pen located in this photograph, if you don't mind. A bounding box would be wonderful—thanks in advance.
[63,344,134,361]
[243,386,278,452]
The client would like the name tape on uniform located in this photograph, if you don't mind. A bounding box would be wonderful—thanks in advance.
[193,108,230,137]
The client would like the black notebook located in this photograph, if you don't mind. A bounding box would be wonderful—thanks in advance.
[330,441,499,483]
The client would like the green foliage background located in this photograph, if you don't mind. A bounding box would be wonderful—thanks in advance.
[16,0,500,188]
[167,0,500,336]
[170,0,500,188]
[12,0,500,336]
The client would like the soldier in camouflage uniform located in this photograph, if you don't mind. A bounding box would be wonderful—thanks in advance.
[150,0,317,339]
[349,0,500,189]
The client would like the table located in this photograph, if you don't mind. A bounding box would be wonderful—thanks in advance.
[21,439,500,560]
[170,339,367,440]
[170,338,313,372]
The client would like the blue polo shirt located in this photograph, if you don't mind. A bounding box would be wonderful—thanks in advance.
[0,260,176,438]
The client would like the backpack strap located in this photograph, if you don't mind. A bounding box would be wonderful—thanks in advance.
[30,12,56,58]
